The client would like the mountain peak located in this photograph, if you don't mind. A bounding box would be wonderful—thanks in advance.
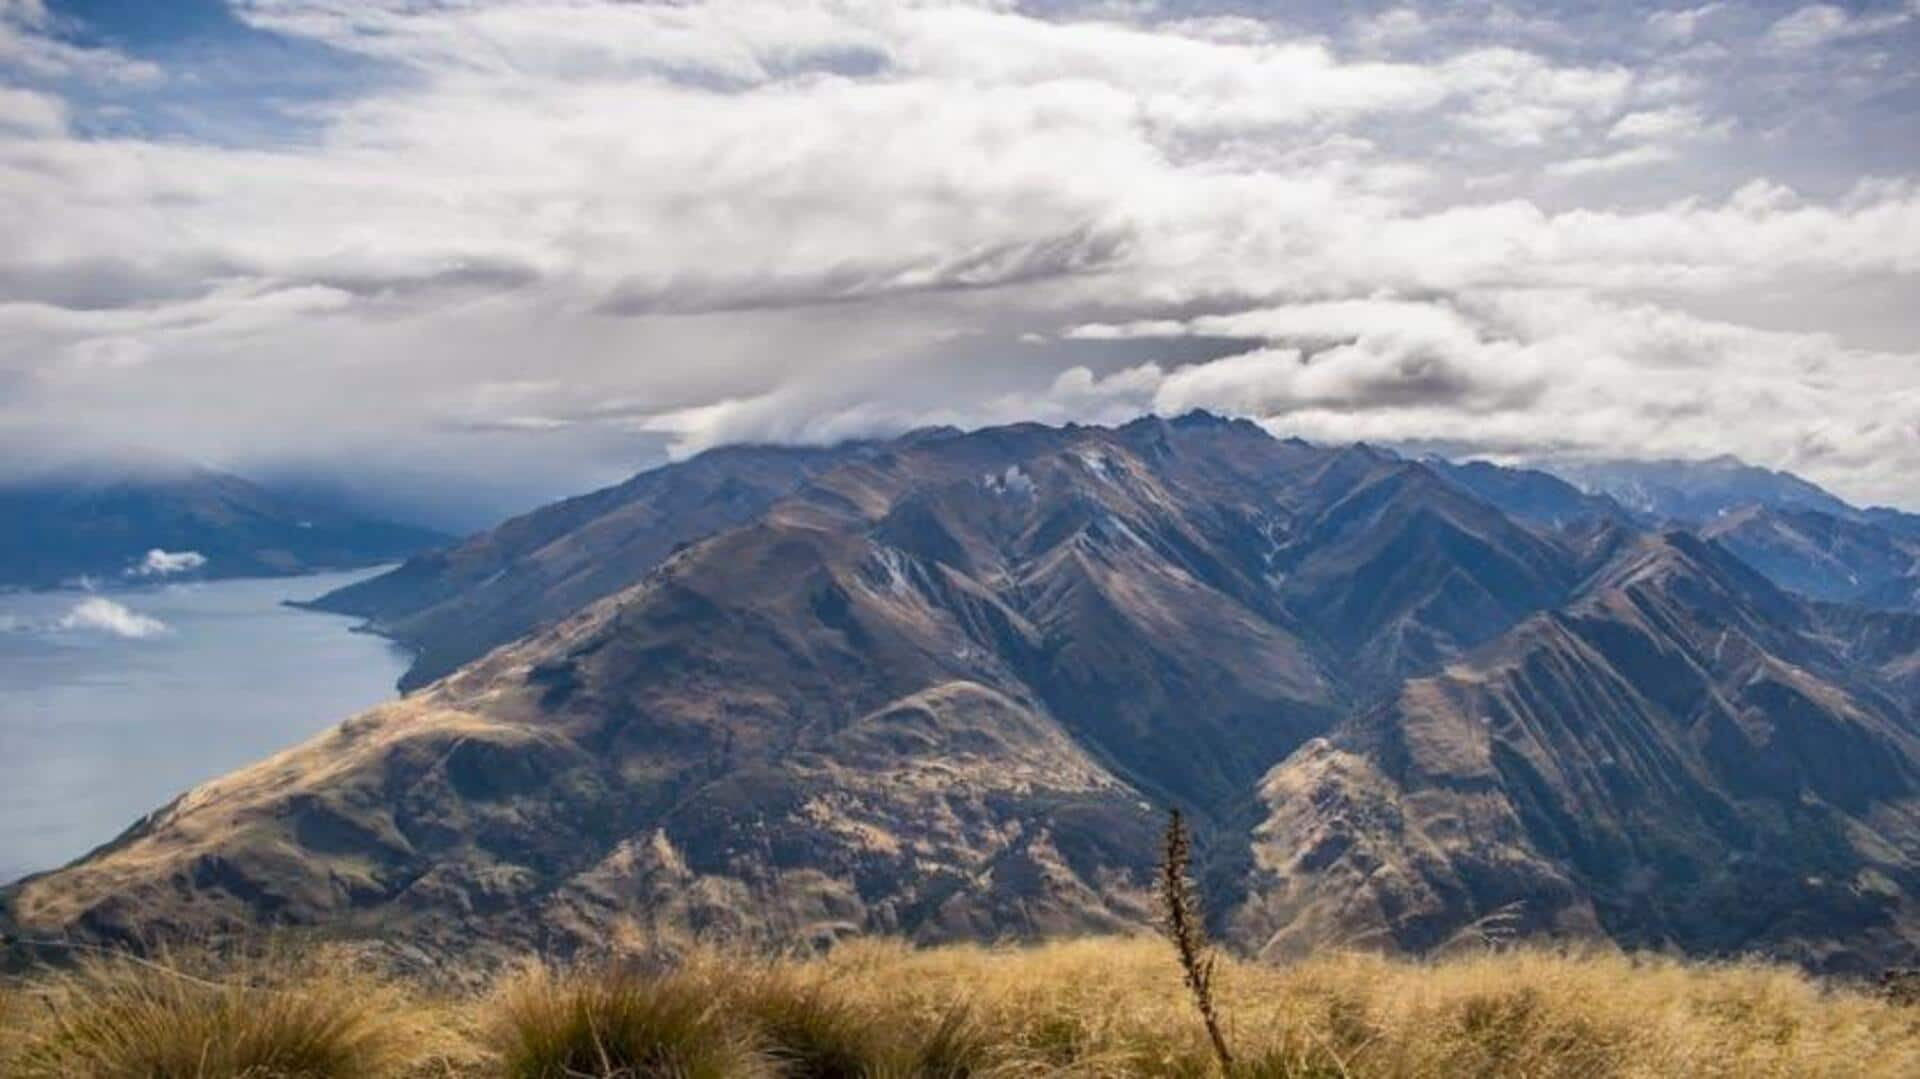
[1168,408,1235,430]
[11,414,1919,973]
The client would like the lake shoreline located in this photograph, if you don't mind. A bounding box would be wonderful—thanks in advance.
[0,568,411,887]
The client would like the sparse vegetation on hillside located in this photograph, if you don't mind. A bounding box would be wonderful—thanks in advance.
[3,937,1915,1078]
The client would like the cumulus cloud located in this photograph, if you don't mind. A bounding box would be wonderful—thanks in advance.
[1042,291,1920,507]
[0,0,1917,512]
[57,597,169,639]
[130,549,208,577]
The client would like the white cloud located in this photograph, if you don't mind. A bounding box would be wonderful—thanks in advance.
[0,85,62,133]
[1442,48,1633,146]
[1608,106,1719,143]
[1764,3,1913,51]
[0,0,161,83]
[1646,4,1725,45]
[1047,289,1920,508]
[63,336,152,373]
[131,549,207,577]
[1351,8,1429,50]
[0,0,1916,509]
[1544,144,1674,177]
[57,597,169,639]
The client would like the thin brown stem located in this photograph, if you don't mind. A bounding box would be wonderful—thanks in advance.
[1158,807,1234,1073]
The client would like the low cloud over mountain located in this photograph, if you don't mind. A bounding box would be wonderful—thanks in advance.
[0,1,1916,511]
[0,463,450,588]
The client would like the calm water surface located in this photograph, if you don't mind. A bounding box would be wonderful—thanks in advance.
[0,569,410,885]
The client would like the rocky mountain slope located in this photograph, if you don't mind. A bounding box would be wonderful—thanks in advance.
[1700,505,1920,606]
[0,465,450,588]
[1483,454,1920,613]
[303,443,861,688]
[1548,456,1857,522]
[1233,532,1920,972]
[5,416,1917,972]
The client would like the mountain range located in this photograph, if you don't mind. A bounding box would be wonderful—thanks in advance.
[0,465,452,589]
[1430,455,1920,612]
[4,415,1917,974]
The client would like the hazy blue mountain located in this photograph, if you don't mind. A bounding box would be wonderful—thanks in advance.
[1423,457,1634,530]
[1546,456,1855,522]
[1526,456,1920,611]
[1700,505,1920,606]
[1865,507,1920,542]
[0,465,451,588]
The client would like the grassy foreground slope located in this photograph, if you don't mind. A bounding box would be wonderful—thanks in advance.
[2,937,1915,1078]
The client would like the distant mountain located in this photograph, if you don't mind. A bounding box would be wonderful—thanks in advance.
[1865,507,1920,542]
[1545,455,1855,522]
[0,465,452,588]
[1520,456,1920,613]
[1699,505,1920,606]
[1423,457,1632,530]
[9,416,1917,972]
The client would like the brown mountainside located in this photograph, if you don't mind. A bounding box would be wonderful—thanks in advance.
[1235,532,1920,972]
[6,416,1917,973]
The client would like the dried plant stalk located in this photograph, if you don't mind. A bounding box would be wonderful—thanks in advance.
[1158,806,1234,1073]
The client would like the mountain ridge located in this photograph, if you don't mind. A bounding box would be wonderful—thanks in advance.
[0,465,451,589]
[6,416,1917,974]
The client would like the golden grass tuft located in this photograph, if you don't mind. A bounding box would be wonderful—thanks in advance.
[780,937,1920,1078]
[4,936,1915,1077]
[0,982,19,1074]
[487,960,768,1078]
[0,945,450,1079]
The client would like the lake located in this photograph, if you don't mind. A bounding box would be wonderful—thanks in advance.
[0,569,410,886]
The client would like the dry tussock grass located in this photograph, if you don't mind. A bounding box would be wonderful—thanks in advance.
[0,944,475,1079]
[3,936,1914,1077]
[802,937,1919,1078]
[487,960,764,1078]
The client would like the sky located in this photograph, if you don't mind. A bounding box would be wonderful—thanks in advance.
[1,0,1917,526]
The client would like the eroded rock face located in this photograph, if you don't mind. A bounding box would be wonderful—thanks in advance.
[8,418,1919,971]
[1235,534,1920,973]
